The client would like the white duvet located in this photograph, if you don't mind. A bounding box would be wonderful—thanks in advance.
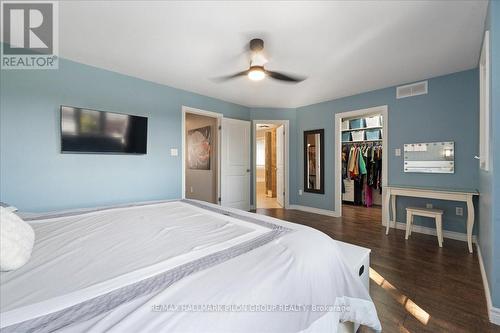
[0,200,381,332]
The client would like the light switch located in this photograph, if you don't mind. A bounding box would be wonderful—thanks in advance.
[298,189,303,195]
[395,148,401,157]
[170,148,178,156]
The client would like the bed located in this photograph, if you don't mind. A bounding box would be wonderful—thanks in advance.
[0,200,381,332]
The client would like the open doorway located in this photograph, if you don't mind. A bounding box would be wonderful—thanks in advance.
[183,106,252,210]
[253,121,289,209]
[183,108,221,204]
[334,106,388,225]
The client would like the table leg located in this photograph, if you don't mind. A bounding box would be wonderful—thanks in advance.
[391,194,396,230]
[385,190,391,235]
[466,195,474,253]
[436,214,443,247]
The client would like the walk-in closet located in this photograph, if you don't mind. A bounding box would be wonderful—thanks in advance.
[341,114,384,219]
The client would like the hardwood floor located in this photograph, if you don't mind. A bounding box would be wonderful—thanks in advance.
[254,205,500,333]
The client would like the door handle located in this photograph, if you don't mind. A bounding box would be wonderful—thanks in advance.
[246,169,250,173]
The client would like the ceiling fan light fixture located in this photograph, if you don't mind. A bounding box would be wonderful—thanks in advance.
[213,39,306,83]
[248,66,266,81]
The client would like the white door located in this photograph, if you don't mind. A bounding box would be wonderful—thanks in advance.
[221,118,251,210]
[276,125,284,207]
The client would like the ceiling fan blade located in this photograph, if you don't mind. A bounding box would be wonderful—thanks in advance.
[265,70,306,83]
[211,70,249,82]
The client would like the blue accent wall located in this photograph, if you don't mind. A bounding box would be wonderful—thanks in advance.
[0,58,249,212]
[293,69,479,234]
[479,0,500,309]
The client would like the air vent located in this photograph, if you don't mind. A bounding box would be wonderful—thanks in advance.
[396,81,428,99]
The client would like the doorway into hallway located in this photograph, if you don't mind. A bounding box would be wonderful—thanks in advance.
[254,122,287,209]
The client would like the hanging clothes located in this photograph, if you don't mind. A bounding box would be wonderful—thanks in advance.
[365,182,373,207]
[347,145,356,177]
[358,148,367,175]
[342,145,349,179]
[352,147,360,178]
[375,146,383,193]
[342,142,383,206]
[362,145,373,207]
[341,145,349,193]
[354,177,363,205]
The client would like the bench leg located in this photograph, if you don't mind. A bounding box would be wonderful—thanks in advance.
[436,215,443,247]
[405,211,411,240]
[409,214,413,236]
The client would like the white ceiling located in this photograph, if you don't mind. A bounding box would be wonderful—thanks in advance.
[57,1,488,108]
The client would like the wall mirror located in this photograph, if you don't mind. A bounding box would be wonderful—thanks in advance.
[404,141,455,173]
[304,129,324,194]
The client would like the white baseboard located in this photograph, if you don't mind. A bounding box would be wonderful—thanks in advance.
[289,205,340,217]
[477,243,500,325]
[491,308,500,326]
[392,221,477,243]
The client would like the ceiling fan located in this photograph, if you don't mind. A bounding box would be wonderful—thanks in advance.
[214,38,306,83]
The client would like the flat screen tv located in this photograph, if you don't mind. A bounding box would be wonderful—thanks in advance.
[60,106,148,154]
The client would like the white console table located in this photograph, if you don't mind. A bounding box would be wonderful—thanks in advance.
[384,185,479,253]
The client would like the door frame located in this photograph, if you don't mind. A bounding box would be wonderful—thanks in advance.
[181,106,223,202]
[334,105,388,224]
[252,120,290,209]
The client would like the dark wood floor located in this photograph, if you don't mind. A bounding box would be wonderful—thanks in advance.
[254,205,500,333]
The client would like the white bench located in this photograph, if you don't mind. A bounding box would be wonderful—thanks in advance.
[335,240,370,333]
[405,207,444,247]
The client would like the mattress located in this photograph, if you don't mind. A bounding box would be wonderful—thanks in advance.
[0,200,381,332]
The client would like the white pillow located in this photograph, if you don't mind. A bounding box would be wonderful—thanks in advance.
[0,207,35,271]
[0,202,17,212]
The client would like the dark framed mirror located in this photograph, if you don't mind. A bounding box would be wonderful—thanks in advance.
[304,129,324,194]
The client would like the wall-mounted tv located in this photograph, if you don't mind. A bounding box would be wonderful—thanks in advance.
[60,106,148,154]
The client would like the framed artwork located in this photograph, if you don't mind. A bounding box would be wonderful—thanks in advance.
[187,126,211,170]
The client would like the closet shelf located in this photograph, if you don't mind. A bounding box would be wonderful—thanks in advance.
[341,126,382,132]
[342,139,382,143]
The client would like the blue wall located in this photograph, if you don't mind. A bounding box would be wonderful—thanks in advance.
[479,0,500,309]
[293,69,479,233]
[0,58,249,212]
